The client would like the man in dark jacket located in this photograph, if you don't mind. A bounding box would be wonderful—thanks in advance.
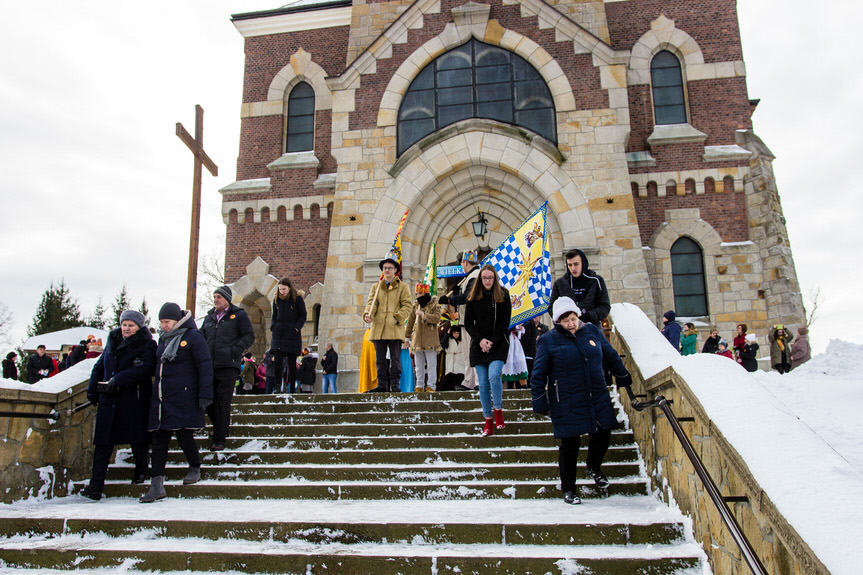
[660,310,682,352]
[26,345,54,383]
[67,340,88,367]
[438,250,481,390]
[81,310,157,500]
[321,342,338,394]
[548,249,610,328]
[199,285,254,451]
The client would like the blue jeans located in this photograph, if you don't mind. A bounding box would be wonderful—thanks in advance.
[474,360,504,418]
[322,373,338,394]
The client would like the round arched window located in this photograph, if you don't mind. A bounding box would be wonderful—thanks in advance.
[670,237,708,316]
[397,39,556,155]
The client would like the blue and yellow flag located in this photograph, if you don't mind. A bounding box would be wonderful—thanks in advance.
[482,202,551,327]
[422,242,436,295]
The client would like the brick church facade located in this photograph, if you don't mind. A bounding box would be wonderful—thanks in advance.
[219,0,804,377]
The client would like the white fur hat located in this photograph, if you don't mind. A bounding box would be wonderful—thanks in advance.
[552,297,581,323]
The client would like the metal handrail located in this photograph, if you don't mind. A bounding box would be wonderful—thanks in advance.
[0,401,92,421]
[622,385,769,575]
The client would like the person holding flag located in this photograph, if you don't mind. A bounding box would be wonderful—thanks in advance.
[438,249,481,390]
[362,251,413,392]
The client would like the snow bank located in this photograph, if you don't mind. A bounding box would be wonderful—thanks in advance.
[611,303,863,575]
[0,358,95,394]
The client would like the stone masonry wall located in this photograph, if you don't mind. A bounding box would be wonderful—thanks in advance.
[0,381,95,503]
[610,328,830,575]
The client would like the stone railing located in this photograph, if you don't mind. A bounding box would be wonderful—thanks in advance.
[0,361,96,503]
[608,304,828,575]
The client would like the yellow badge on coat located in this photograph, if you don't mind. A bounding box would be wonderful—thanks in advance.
[230,314,236,319]
[589,340,597,347]
[180,341,188,347]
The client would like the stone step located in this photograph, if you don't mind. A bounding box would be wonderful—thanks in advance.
[0,544,702,574]
[230,389,534,405]
[106,462,642,483]
[0,516,685,547]
[230,398,536,415]
[228,409,545,425]
[218,420,561,437]
[94,478,649,500]
[0,498,700,574]
[176,430,634,450]
[146,444,638,466]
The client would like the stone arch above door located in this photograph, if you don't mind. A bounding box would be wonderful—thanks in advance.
[364,126,596,282]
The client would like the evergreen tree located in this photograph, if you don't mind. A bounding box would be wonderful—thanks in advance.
[138,297,151,329]
[110,284,132,329]
[27,280,84,336]
[87,296,108,330]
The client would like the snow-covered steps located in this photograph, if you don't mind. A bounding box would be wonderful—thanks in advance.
[0,389,709,573]
[0,499,705,574]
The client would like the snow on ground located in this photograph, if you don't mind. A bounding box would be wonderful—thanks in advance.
[0,359,96,393]
[611,303,863,575]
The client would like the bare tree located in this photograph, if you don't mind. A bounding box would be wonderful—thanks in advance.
[197,236,226,312]
[0,301,13,346]
[804,286,823,328]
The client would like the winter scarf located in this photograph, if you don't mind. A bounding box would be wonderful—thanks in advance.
[159,311,193,363]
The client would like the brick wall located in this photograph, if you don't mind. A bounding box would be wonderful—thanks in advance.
[605,0,743,62]
[225,205,332,293]
[241,28,351,102]
[632,186,749,245]
[348,0,609,131]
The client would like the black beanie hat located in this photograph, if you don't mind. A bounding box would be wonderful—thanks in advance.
[158,302,184,321]
[214,285,233,303]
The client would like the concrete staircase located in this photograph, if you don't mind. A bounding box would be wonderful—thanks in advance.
[0,390,707,574]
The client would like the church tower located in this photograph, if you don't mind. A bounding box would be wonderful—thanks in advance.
[221,0,805,384]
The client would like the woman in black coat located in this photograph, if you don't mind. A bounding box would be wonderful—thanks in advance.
[140,303,213,503]
[464,264,511,437]
[297,348,317,393]
[530,297,632,505]
[270,277,307,393]
[80,310,156,500]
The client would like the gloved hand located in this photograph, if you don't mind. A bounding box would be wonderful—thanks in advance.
[438,295,449,306]
[615,373,633,388]
[580,310,595,324]
[87,394,98,406]
[199,398,213,410]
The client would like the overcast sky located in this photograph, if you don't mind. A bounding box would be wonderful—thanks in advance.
[1,1,860,355]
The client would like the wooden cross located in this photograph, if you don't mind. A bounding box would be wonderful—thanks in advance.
[176,105,218,315]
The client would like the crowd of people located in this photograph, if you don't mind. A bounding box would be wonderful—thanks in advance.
[1,247,816,507]
[660,314,812,373]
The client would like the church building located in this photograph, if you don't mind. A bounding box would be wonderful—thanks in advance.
[219,0,805,378]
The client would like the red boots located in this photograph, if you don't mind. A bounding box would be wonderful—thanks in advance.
[482,410,505,436]
[493,409,506,430]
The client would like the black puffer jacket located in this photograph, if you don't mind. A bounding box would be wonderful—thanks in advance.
[88,327,157,446]
[270,295,306,356]
[200,303,255,371]
[548,249,610,326]
[464,288,511,366]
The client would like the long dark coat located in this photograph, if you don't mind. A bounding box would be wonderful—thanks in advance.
[149,320,214,431]
[530,323,629,439]
[463,288,511,367]
[270,295,307,355]
[87,328,157,446]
